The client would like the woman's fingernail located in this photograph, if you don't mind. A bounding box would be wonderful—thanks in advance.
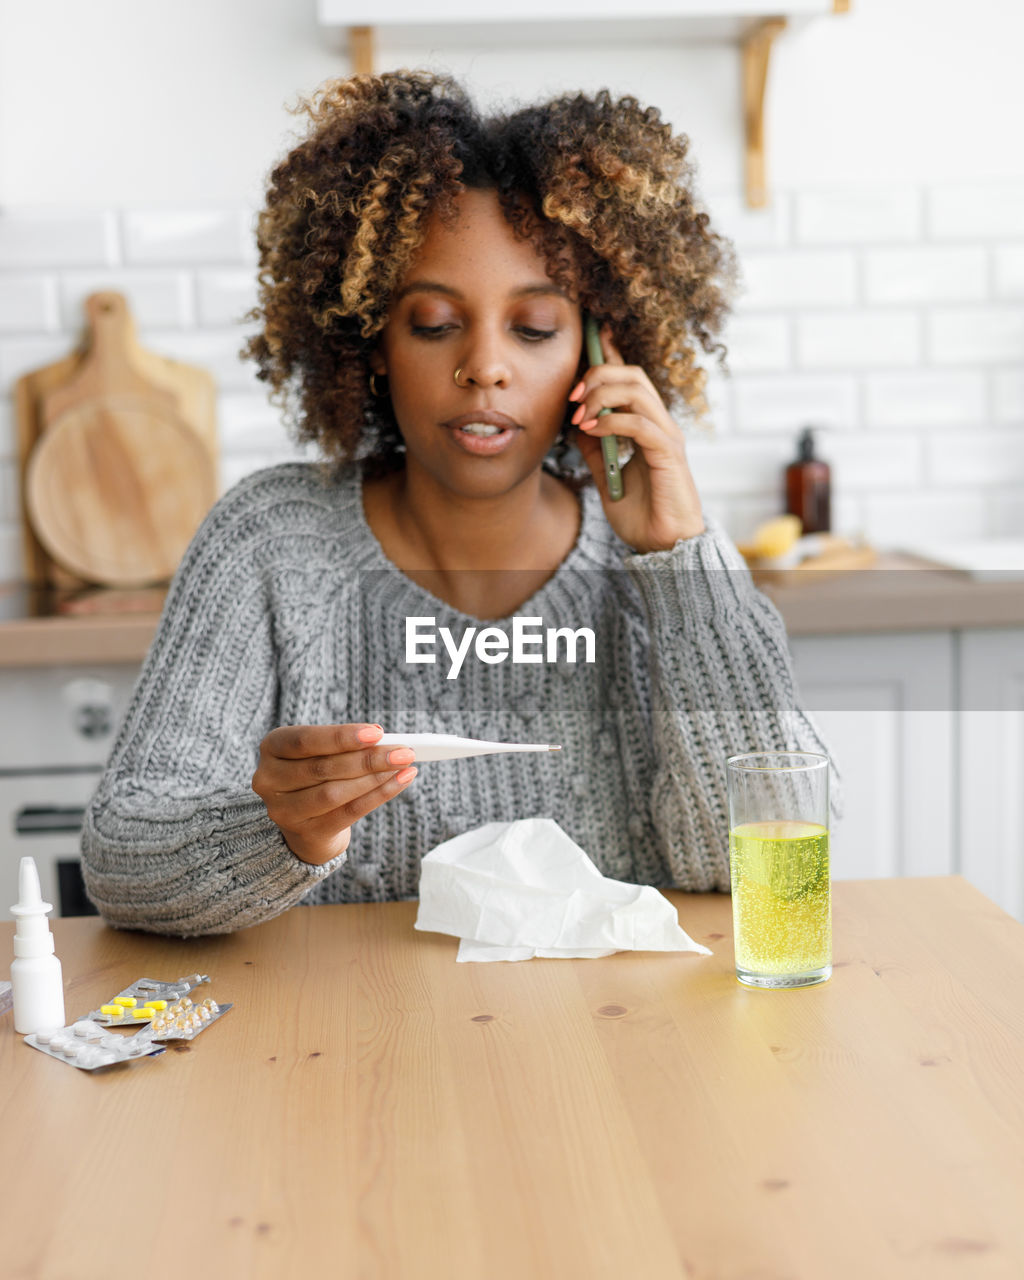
[395,766,417,785]
[357,725,383,742]
[388,748,415,765]
[579,418,599,430]
[571,403,586,425]
[568,380,586,402]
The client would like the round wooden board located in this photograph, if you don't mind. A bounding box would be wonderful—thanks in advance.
[26,394,217,587]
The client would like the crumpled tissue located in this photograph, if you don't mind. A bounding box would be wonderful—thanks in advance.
[415,818,713,962]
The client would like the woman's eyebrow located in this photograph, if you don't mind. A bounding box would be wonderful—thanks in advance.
[394,281,570,302]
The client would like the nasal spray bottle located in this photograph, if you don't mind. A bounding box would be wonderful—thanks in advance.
[10,855,65,1034]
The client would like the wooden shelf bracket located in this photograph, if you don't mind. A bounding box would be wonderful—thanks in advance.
[334,6,851,205]
[350,26,375,75]
[741,16,787,209]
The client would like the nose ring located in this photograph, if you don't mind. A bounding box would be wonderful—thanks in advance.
[454,367,468,387]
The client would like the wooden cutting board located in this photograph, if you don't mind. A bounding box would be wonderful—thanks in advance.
[16,292,218,589]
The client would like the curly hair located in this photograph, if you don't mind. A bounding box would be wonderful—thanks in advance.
[242,70,738,480]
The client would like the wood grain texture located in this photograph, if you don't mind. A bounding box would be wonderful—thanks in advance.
[14,291,218,589]
[1,877,1023,1279]
[27,396,215,585]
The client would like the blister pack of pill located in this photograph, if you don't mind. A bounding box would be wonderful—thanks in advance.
[135,995,231,1043]
[25,1022,167,1071]
[85,974,211,1025]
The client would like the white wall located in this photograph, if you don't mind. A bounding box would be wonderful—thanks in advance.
[3,0,1022,201]
[1,0,1022,580]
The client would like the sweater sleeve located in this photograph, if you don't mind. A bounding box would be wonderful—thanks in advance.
[622,516,842,892]
[80,475,347,936]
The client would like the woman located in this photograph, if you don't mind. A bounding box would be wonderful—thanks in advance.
[81,71,835,935]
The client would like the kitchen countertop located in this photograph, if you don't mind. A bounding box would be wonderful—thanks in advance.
[753,551,1024,635]
[2,878,1023,1277]
[2,553,1024,667]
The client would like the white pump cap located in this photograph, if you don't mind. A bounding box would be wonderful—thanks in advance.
[11,856,56,959]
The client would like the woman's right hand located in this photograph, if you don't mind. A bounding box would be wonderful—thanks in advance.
[252,724,416,866]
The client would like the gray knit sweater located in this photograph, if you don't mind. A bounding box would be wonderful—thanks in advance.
[80,461,835,937]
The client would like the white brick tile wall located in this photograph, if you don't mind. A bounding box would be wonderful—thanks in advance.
[796,311,921,369]
[0,400,14,459]
[733,374,858,432]
[0,212,119,268]
[929,183,1024,240]
[716,495,784,542]
[927,429,1024,487]
[123,211,251,265]
[60,271,194,330]
[0,338,79,389]
[695,365,733,435]
[686,435,791,497]
[735,250,857,309]
[864,371,987,428]
[994,246,1024,300]
[196,271,259,327]
[704,191,790,250]
[795,189,923,245]
[0,458,16,526]
[0,185,1022,588]
[0,461,18,524]
[146,329,261,392]
[863,247,987,304]
[825,433,922,493]
[218,393,291,451]
[985,491,1024,534]
[722,314,790,371]
[0,526,22,584]
[994,371,1024,423]
[0,276,60,334]
[928,308,1024,365]
[864,492,989,545]
[219,446,310,497]
[828,493,865,539]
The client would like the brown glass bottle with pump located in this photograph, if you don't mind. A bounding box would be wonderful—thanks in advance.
[785,427,831,534]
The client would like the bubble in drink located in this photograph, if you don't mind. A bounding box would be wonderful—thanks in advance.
[729,820,831,981]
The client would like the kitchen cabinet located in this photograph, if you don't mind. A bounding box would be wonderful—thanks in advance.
[0,664,139,915]
[959,628,1024,923]
[790,627,1024,923]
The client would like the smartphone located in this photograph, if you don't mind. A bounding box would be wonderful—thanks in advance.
[583,316,624,501]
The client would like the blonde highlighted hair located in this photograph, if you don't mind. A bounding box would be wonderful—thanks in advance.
[243,70,738,477]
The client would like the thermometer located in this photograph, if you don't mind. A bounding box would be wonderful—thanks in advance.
[376,733,562,762]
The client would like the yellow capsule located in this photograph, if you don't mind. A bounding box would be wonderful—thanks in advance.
[100,1005,124,1017]
[143,1000,167,1011]
[113,996,137,1007]
[131,1008,151,1019]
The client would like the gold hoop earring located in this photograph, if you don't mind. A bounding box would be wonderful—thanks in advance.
[369,372,388,398]
[453,367,468,388]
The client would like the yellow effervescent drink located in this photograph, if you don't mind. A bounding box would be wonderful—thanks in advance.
[730,820,831,987]
[726,752,832,989]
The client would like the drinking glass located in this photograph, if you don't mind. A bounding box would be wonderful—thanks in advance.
[726,751,831,989]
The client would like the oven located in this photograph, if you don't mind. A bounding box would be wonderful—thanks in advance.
[1,665,139,916]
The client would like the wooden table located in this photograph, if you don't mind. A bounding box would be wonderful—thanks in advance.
[2,877,1023,1280]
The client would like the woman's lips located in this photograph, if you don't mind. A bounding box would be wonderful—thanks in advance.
[443,410,521,457]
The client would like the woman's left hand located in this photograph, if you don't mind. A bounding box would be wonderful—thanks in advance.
[569,326,706,553]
